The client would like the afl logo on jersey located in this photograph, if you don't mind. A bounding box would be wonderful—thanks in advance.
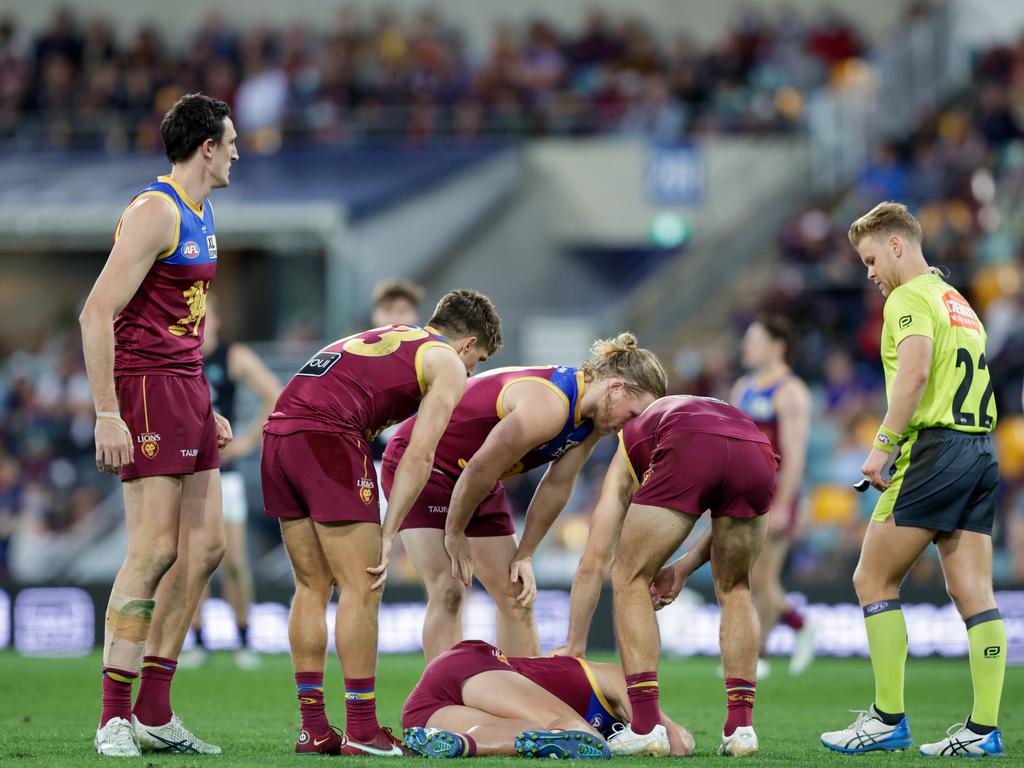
[181,241,201,259]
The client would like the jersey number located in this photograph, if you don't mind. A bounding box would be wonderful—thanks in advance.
[343,326,429,357]
[952,347,994,428]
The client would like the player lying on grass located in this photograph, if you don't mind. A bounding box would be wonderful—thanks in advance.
[400,639,694,758]
[559,395,778,757]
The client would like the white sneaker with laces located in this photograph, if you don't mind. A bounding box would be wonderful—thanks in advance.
[789,618,817,675]
[919,723,1004,757]
[96,716,141,756]
[606,722,670,756]
[820,705,912,753]
[234,648,262,670]
[719,725,758,756]
[133,713,222,754]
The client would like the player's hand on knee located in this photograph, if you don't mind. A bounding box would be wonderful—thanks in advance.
[444,532,473,587]
[367,535,393,590]
[510,557,536,608]
[95,418,134,474]
[213,411,233,449]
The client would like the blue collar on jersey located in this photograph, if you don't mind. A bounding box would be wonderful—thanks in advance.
[527,366,594,463]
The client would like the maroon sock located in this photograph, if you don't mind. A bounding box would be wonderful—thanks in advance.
[781,607,805,630]
[100,667,137,727]
[724,677,756,736]
[625,672,660,734]
[131,656,177,726]
[295,672,329,734]
[344,677,380,743]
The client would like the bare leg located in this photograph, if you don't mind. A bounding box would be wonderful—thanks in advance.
[936,530,997,620]
[611,503,696,675]
[146,470,225,659]
[471,535,539,656]
[314,521,383,679]
[711,515,768,681]
[426,706,540,756]
[402,528,466,660]
[280,518,334,673]
[751,534,788,655]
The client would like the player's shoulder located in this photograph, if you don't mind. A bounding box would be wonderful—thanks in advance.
[123,192,179,225]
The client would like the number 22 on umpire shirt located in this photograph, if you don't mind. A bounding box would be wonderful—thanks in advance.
[882,272,995,433]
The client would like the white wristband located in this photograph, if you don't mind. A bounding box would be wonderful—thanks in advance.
[96,411,121,419]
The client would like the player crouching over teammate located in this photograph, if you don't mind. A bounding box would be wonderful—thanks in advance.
[262,290,502,756]
[560,395,779,757]
[400,639,694,759]
[821,203,1005,757]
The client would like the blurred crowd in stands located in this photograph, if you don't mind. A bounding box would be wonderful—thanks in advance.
[0,5,876,151]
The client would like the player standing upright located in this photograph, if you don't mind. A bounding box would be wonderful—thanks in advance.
[732,316,815,675]
[262,291,501,756]
[821,203,1005,757]
[80,94,238,756]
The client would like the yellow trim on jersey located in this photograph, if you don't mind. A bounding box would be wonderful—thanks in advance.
[115,191,181,260]
[496,376,570,420]
[158,175,204,216]
[617,431,639,490]
[576,658,617,718]
[574,370,586,426]
[415,340,458,394]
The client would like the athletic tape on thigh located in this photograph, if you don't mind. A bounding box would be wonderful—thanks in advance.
[103,590,156,671]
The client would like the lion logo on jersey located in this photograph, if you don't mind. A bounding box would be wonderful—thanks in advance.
[168,280,209,337]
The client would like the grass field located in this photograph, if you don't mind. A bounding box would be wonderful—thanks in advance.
[0,651,1020,765]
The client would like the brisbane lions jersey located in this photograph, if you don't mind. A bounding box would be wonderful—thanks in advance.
[113,176,218,376]
[265,325,454,442]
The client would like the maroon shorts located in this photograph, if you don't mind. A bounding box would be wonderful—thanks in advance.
[115,373,219,481]
[633,432,778,519]
[402,640,514,729]
[381,454,515,537]
[262,430,380,524]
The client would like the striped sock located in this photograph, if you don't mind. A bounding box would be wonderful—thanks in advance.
[863,599,907,716]
[132,656,177,726]
[966,609,1006,728]
[295,672,329,734]
[724,678,756,736]
[100,667,138,727]
[458,733,477,757]
[626,672,660,734]
[344,676,380,743]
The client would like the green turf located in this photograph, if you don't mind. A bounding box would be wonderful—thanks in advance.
[0,651,1020,765]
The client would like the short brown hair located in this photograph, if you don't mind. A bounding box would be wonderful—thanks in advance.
[848,201,923,248]
[581,332,667,398]
[372,278,425,308]
[428,289,503,355]
[160,93,231,164]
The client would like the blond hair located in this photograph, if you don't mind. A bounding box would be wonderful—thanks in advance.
[848,201,923,248]
[581,332,667,398]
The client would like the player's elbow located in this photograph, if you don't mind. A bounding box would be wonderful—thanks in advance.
[905,367,930,389]
[79,299,113,329]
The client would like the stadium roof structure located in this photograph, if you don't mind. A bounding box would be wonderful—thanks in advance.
[0,144,509,246]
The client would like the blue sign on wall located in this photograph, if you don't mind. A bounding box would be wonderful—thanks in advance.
[645,145,705,205]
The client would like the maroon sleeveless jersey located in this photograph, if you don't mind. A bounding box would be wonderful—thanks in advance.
[622,395,771,472]
[265,325,453,441]
[387,365,593,480]
[113,176,218,377]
